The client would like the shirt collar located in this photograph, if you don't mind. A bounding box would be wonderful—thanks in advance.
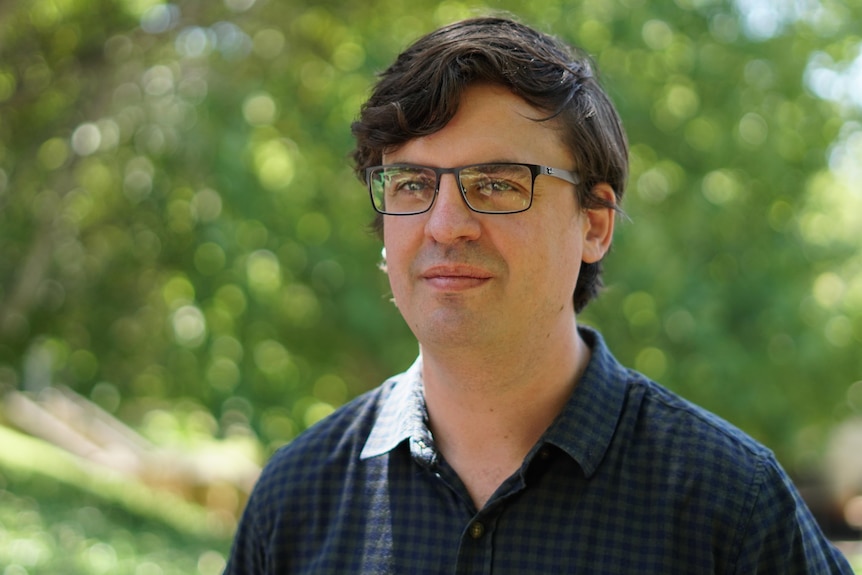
[359,326,630,477]
[360,355,429,460]
[540,326,630,477]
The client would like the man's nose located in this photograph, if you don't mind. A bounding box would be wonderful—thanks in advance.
[424,173,481,243]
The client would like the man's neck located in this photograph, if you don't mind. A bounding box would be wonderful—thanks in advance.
[419,319,591,509]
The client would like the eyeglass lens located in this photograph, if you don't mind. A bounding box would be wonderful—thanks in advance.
[369,164,534,214]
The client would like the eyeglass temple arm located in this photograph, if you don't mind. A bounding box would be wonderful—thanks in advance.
[542,166,580,186]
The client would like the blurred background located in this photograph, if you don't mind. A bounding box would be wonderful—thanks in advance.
[0,0,860,572]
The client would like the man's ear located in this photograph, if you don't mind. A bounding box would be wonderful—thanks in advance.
[581,183,616,264]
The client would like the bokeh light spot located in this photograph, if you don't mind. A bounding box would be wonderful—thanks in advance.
[252,29,285,59]
[207,357,241,393]
[253,339,291,375]
[162,275,196,308]
[198,550,227,575]
[253,139,295,191]
[194,242,227,275]
[738,112,768,147]
[296,212,331,245]
[246,250,282,294]
[242,92,278,126]
[0,70,18,103]
[332,42,365,71]
[176,26,214,58]
[191,188,223,222]
[635,347,668,379]
[702,169,742,205]
[172,305,207,347]
[637,168,671,203]
[142,65,175,96]
[642,19,673,50]
[665,84,699,120]
[685,116,719,151]
[313,374,348,405]
[813,272,844,309]
[825,315,853,347]
[141,4,180,34]
[72,123,102,156]
[38,137,69,170]
[224,0,256,12]
[215,285,248,318]
[303,401,335,428]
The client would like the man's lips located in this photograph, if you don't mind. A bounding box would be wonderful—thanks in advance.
[420,265,492,290]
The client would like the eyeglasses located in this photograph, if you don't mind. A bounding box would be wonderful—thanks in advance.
[365,163,580,215]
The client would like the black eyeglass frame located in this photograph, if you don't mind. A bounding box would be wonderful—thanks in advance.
[365,162,581,216]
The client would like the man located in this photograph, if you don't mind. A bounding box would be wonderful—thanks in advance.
[224,16,852,574]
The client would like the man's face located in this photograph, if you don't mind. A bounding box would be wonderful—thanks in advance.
[381,83,612,352]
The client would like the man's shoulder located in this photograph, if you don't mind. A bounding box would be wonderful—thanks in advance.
[611,370,852,574]
[580,326,773,469]
[626,369,774,472]
[613,370,791,529]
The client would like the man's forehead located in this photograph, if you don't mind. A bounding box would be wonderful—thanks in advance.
[382,84,569,163]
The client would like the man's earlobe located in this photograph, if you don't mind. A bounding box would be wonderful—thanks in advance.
[378,247,388,273]
[582,183,616,264]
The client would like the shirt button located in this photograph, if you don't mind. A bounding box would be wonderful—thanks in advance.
[469,521,485,539]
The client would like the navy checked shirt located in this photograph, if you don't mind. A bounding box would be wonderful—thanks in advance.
[225,327,852,574]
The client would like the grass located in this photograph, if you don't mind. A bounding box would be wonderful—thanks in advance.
[0,426,232,575]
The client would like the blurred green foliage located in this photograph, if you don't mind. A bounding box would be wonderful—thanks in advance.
[1,0,862,568]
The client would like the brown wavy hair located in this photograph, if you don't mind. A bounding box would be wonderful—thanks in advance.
[351,16,628,312]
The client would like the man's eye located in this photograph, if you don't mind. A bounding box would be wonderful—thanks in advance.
[385,172,432,193]
[476,179,517,196]
[395,179,431,192]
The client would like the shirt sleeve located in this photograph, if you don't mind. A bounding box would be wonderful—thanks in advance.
[731,454,854,574]
[223,489,268,575]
